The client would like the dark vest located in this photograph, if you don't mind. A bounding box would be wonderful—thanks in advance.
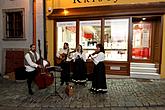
[24,51,37,66]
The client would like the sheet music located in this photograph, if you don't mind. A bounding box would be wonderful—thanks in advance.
[46,66,62,72]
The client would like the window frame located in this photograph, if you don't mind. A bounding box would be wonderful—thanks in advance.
[104,18,130,61]
[2,8,25,41]
[79,19,102,49]
[56,21,77,51]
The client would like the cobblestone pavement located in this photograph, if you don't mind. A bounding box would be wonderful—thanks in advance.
[0,76,165,110]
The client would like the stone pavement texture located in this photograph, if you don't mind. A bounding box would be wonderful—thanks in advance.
[0,75,165,110]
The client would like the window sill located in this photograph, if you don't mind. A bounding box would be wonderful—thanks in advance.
[3,38,26,41]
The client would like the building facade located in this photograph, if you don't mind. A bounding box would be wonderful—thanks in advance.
[1,0,165,79]
[46,0,165,78]
[0,0,45,75]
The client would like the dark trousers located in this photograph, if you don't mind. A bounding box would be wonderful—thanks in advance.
[26,70,37,92]
[60,61,70,83]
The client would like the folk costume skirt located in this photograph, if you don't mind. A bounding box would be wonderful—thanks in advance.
[91,62,107,92]
[72,58,87,83]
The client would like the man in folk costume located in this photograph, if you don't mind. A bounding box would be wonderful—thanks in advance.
[24,44,41,95]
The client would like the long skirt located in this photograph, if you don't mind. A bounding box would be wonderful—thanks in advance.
[91,62,107,92]
[72,58,87,83]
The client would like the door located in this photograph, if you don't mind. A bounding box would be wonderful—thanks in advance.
[132,19,152,62]
[5,50,24,73]
[131,16,162,63]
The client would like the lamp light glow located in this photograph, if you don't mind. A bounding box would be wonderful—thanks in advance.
[64,9,69,16]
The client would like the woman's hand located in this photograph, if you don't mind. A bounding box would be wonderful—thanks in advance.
[86,58,92,62]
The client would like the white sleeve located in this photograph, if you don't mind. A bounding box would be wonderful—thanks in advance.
[25,53,38,68]
[36,52,40,61]
[72,52,77,62]
[56,51,60,58]
[91,52,105,65]
[43,60,49,67]
[56,49,63,58]
[82,53,86,62]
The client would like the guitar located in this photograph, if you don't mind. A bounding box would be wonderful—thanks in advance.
[56,50,76,65]
[56,53,67,65]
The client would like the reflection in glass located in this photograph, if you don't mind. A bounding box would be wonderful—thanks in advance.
[57,21,76,52]
[132,23,151,59]
[79,20,101,57]
[104,19,129,61]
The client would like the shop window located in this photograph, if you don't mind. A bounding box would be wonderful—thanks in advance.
[3,9,24,40]
[132,22,151,59]
[104,19,129,61]
[79,20,101,57]
[57,21,76,51]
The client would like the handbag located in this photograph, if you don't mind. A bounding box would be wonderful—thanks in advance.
[65,84,74,96]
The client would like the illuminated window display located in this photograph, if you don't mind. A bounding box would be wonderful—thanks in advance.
[79,20,101,57]
[104,19,129,61]
[56,19,151,61]
[49,4,163,76]
[56,21,76,52]
[132,23,151,59]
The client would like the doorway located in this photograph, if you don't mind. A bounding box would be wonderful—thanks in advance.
[130,16,162,78]
[131,16,162,63]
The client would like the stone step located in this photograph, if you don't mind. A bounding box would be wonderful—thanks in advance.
[130,63,155,68]
[130,72,160,79]
[130,67,158,73]
[106,75,130,79]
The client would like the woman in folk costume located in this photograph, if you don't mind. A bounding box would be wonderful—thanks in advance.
[72,44,87,84]
[89,44,107,94]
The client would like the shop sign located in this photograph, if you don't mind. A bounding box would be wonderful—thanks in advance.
[73,0,118,4]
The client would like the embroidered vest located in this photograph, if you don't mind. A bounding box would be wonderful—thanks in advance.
[24,51,37,66]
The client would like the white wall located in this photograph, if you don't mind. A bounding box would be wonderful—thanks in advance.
[36,0,44,57]
[0,0,2,74]
[0,0,34,74]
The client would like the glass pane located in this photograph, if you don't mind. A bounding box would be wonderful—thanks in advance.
[79,20,101,57]
[104,19,129,61]
[7,13,14,37]
[15,12,23,37]
[57,21,76,52]
[6,12,23,38]
[132,23,151,59]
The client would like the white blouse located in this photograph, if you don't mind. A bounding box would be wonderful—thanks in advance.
[72,51,86,62]
[91,52,105,65]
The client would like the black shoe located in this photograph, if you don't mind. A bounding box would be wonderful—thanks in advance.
[89,88,92,91]
[101,91,107,94]
[89,88,95,92]
[66,82,69,85]
[98,90,107,94]
[29,90,34,95]
[60,81,64,86]
[89,89,97,94]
